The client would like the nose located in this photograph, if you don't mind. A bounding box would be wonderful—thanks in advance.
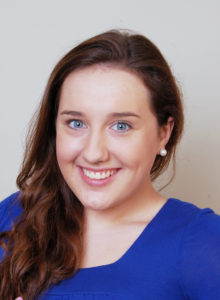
[82,129,109,164]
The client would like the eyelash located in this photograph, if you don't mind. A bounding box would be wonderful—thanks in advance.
[66,119,131,132]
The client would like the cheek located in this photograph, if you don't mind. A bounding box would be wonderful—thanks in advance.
[123,130,159,167]
[56,132,81,164]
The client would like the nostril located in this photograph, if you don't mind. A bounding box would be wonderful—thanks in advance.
[82,145,110,164]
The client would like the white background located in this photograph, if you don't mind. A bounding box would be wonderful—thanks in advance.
[0,0,220,213]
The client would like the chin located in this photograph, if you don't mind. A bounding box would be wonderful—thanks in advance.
[82,198,112,211]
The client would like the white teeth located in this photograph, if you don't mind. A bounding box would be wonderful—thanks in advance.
[82,168,116,179]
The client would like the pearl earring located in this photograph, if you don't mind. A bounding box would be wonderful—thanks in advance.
[160,148,167,157]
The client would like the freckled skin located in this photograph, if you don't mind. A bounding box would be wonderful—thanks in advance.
[56,65,172,220]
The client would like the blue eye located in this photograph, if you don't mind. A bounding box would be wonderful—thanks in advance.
[69,120,85,129]
[112,122,131,132]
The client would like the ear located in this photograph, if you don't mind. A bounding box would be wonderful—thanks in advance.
[158,117,174,152]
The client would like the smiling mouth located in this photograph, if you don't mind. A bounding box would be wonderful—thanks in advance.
[82,168,118,180]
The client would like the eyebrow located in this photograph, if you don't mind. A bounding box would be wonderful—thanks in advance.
[60,110,141,118]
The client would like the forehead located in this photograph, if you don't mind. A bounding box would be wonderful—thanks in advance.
[59,65,152,115]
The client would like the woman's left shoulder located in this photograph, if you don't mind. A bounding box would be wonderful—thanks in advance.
[196,205,220,229]
[177,198,220,253]
[179,200,220,298]
[182,201,220,237]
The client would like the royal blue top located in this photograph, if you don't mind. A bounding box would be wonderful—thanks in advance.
[1,192,220,299]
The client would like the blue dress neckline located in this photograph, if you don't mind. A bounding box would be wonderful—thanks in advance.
[78,198,173,272]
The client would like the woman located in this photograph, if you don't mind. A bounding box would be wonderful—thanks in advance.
[0,30,220,300]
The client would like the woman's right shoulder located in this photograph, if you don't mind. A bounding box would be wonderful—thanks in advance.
[0,191,23,232]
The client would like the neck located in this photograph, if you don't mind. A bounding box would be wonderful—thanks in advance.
[83,183,166,232]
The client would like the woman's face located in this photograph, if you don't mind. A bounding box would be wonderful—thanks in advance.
[56,65,171,213]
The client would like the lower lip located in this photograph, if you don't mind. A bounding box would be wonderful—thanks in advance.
[78,167,121,187]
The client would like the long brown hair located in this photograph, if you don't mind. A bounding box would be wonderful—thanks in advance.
[0,29,184,299]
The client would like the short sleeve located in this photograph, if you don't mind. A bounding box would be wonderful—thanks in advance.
[180,208,220,299]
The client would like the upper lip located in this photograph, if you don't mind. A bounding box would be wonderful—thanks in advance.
[79,166,120,172]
